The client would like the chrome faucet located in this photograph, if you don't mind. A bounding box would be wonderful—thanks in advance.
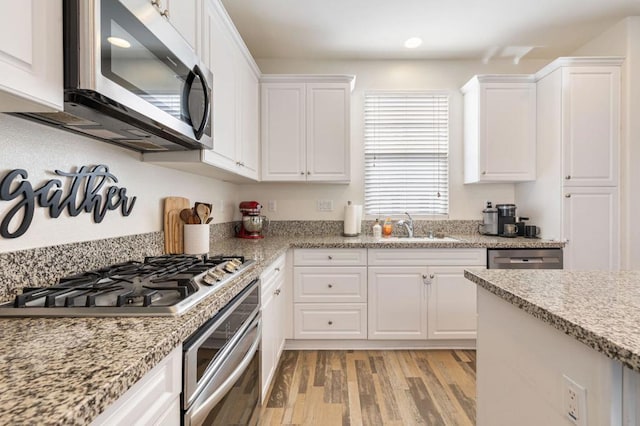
[396,212,414,238]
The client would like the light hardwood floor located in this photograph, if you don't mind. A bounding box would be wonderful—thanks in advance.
[258,350,476,426]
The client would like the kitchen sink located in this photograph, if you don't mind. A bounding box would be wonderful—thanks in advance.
[378,236,460,242]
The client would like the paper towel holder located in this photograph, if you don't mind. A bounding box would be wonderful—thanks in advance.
[342,200,363,237]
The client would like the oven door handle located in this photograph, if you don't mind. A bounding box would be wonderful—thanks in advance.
[189,319,261,426]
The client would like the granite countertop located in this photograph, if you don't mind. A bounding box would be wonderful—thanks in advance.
[464,269,640,373]
[0,234,561,425]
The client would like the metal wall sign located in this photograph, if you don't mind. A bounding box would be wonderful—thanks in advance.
[0,165,137,239]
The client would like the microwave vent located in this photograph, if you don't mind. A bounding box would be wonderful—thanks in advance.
[118,140,168,151]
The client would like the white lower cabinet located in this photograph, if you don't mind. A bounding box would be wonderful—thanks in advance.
[368,249,485,341]
[260,253,287,401]
[368,266,428,340]
[427,266,478,339]
[291,248,484,344]
[293,249,367,339]
[91,345,182,426]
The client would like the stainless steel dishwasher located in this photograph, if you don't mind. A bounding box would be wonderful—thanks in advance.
[487,248,563,269]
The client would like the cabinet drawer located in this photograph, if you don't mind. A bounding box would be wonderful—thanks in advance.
[260,253,286,299]
[368,248,486,266]
[294,267,366,303]
[294,304,367,339]
[294,249,367,266]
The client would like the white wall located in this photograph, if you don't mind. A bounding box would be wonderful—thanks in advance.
[0,114,239,253]
[239,58,551,221]
[573,17,640,269]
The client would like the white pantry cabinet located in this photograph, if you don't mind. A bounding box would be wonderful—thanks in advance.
[515,57,622,270]
[0,0,63,112]
[260,253,287,401]
[462,75,536,183]
[368,249,484,340]
[144,0,260,183]
[261,75,354,183]
[293,249,367,339]
[91,346,182,426]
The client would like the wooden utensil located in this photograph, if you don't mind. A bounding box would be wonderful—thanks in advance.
[196,204,209,224]
[164,197,190,254]
[180,208,192,224]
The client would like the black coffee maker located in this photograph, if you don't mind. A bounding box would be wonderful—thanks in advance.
[496,204,516,236]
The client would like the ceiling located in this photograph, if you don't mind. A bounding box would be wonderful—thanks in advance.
[220,0,640,61]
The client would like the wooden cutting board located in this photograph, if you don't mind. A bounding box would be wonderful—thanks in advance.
[164,197,190,254]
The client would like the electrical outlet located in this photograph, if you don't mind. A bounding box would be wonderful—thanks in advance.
[317,199,334,212]
[563,375,587,426]
[267,200,277,212]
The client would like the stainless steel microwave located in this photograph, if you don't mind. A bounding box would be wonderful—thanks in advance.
[20,0,213,152]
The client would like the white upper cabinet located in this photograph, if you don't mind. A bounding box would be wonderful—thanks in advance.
[164,0,199,51]
[261,83,306,181]
[0,0,63,112]
[462,75,536,183]
[201,0,260,181]
[144,0,260,182]
[261,75,354,183]
[561,66,620,187]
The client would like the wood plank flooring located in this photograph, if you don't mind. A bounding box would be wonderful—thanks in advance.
[259,350,476,426]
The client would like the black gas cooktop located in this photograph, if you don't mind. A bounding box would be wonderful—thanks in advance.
[0,255,254,317]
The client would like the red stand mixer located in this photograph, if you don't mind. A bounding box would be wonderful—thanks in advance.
[236,201,269,239]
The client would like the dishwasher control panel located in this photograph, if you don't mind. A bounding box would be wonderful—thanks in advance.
[487,248,563,269]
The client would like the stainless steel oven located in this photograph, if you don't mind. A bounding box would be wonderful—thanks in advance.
[182,279,261,426]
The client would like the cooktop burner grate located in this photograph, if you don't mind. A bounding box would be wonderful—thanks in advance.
[1,254,253,317]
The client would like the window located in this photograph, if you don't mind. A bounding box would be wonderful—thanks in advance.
[364,91,449,217]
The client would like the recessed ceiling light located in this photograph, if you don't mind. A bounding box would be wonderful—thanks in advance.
[404,37,423,49]
[107,36,131,48]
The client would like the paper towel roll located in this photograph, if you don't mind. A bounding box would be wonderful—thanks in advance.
[343,202,363,236]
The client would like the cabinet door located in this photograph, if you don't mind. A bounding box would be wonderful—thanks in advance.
[306,83,351,182]
[261,83,306,181]
[562,67,619,187]
[261,286,276,401]
[202,0,237,170]
[0,0,62,111]
[274,279,286,360]
[563,186,619,271]
[237,60,259,179]
[368,267,428,340]
[478,83,536,182]
[427,266,477,339]
[165,0,198,50]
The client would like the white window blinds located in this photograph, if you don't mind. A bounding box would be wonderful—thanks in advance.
[364,91,449,216]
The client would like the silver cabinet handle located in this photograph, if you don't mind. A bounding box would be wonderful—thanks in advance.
[422,274,427,279]
[300,171,304,175]
[274,267,280,272]
[328,321,333,325]
[565,194,571,198]
[307,171,311,175]
[151,0,162,8]
[565,175,571,180]
[328,255,333,260]
[482,171,487,175]
[328,284,333,288]
[430,274,435,279]
[274,289,281,296]
[160,9,169,18]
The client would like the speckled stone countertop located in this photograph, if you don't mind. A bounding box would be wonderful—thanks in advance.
[465,269,640,373]
[0,234,561,425]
